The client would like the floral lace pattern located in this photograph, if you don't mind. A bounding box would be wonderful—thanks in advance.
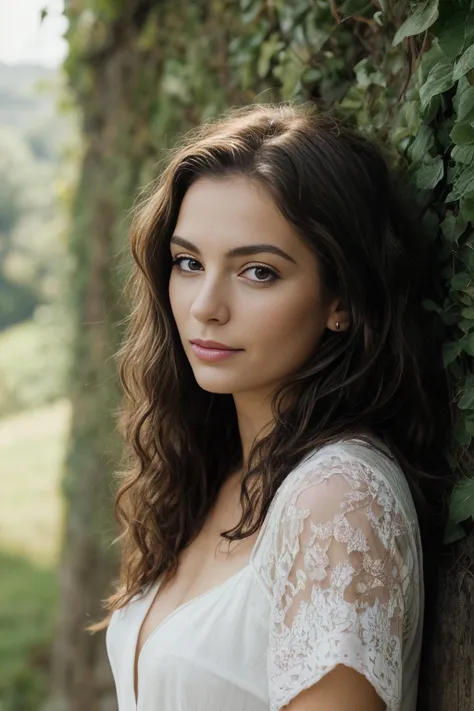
[255,450,420,711]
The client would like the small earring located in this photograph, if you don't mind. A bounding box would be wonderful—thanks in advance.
[335,322,340,330]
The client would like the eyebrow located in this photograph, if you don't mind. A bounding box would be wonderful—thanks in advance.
[170,235,297,264]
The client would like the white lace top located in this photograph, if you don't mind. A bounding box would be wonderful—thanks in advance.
[106,437,424,711]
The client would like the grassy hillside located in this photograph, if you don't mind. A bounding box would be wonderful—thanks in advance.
[0,399,70,710]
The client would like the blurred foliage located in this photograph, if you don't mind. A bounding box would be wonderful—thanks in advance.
[0,63,77,426]
[0,397,69,711]
[0,64,76,331]
[0,313,71,417]
[0,551,58,711]
[61,0,474,542]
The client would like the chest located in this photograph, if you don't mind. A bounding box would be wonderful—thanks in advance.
[137,523,260,653]
[134,474,261,693]
[106,561,272,711]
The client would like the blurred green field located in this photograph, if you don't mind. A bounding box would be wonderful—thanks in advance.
[0,316,70,419]
[0,398,70,710]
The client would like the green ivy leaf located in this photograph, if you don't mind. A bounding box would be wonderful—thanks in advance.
[460,191,474,221]
[449,476,474,523]
[340,0,372,14]
[452,145,474,164]
[401,101,422,134]
[450,272,471,289]
[450,121,474,145]
[272,47,303,100]
[415,156,444,189]
[461,333,474,355]
[419,61,455,109]
[446,165,474,201]
[437,12,468,60]
[393,0,439,46]
[304,13,331,52]
[458,318,474,333]
[454,77,474,121]
[453,43,474,82]
[453,423,472,447]
[443,341,462,366]
[409,124,435,163]
[440,309,462,325]
[257,33,285,78]
[422,298,441,312]
[240,0,264,23]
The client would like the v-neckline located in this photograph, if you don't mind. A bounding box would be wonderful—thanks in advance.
[131,487,278,710]
[132,562,252,706]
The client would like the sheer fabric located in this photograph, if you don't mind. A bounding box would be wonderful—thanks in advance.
[106,437,424,711]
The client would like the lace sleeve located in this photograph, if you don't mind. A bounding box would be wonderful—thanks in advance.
[266,454,417,711]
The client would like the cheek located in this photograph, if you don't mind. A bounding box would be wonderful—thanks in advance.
[250,287,323,352]
[259,295,326,382]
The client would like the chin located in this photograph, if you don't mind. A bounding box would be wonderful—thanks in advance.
[192,373,249,395]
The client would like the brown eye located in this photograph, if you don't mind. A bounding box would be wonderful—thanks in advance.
[241,264,279,284]
[171,256,202,272]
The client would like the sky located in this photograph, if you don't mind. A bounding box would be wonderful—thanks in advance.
[0,0,68,67]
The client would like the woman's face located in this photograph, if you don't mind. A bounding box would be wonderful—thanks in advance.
[169,175,340,398]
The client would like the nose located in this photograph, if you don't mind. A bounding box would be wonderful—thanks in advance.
[189,271,230,324]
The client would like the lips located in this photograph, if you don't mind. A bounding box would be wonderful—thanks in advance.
[190,339,240,351]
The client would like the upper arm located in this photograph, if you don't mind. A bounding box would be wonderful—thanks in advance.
[284,662,386,711]
[265,453,417,711]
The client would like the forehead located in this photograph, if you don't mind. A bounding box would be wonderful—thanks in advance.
[173,175,304,253]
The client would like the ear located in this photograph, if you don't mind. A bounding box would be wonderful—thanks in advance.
[326,298,350,333]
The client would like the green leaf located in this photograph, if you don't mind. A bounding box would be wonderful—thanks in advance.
[442,341,462,366]
[450,271,471,289]
[461,334,474,355]
[453,43,474,82]
[450,121,474,145]
[409,124,435,163]
[460,191,474,221]
[304,14,331,52]
[454,78,474,121]
[461,306,474,319]
[272,47,303,100]
[458,318,474,333]
[393,0,439,45]
[453,423,472,447]
[437,12,468,60]
[449,476,474,523]
[452,145,474,164]
[415,156,444,189]
[446,166,474,201]
[419,62,455,109]
[240,0,263,23]
[340,0,372,14]
[422,298,441,312]
[257,33,285,78]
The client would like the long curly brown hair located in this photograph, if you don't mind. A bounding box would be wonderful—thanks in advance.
[89,104,457,680]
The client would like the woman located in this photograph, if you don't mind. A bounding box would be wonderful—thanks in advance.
[95,102,454,711]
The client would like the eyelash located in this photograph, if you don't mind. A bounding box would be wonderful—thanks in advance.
[170,256,280,285]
